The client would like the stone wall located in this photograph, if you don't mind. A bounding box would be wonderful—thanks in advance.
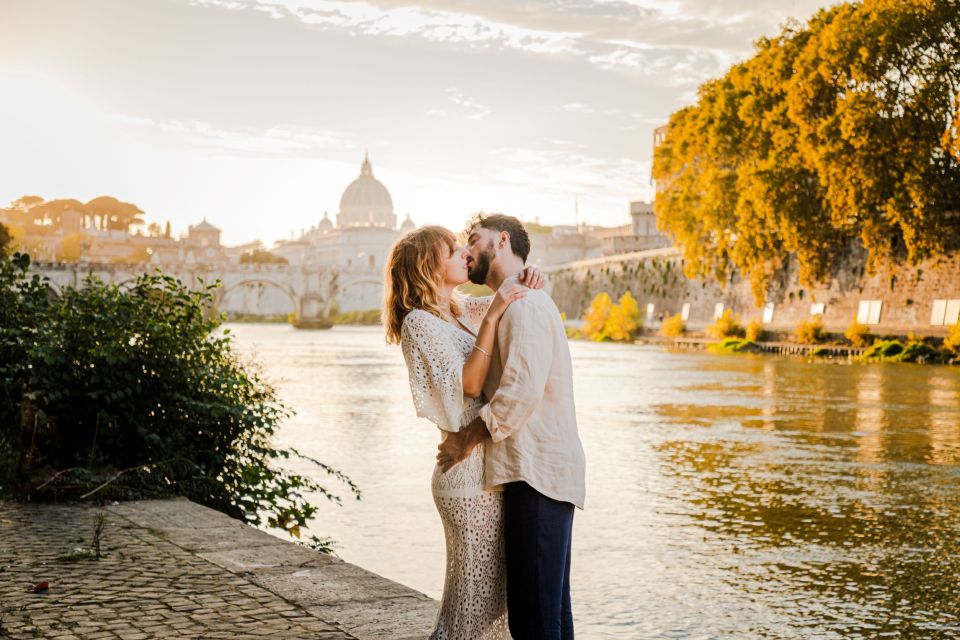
[546,247,960,335]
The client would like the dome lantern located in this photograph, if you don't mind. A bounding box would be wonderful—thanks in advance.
[336,154,395,229]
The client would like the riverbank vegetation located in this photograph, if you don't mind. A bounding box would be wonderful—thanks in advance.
[652,0,960,304]
[579,292,642,341]
[0,242,358,551]
[568,283,959,365]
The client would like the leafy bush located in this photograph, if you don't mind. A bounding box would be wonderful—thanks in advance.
[603,291,642,342]
[945,321,960,353]
[582,292,613,341]
[707,309,744,340]
[331,309,381,325]
[844,320,871,347]
[860,339,944,363]
[707,337,759,354]
[861,340,904,360]
[659,313,686,338]
[745,320,767,342]
[794,315,825,344]
[898,341,939,363]
[0,252,358,548]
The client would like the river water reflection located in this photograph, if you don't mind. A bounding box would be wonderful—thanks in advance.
[227,323,960,639]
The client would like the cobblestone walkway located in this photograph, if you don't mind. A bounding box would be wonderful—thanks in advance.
[0,499,436,639]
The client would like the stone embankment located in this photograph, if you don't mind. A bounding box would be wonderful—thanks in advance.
[547,247,960,336]
[0,498,435,639]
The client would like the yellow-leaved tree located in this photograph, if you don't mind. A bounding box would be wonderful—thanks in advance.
[652,0,960,304]
[582,292,612,341]
[604,291,641,342]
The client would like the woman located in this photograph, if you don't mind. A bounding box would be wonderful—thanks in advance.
[383,225,542,640]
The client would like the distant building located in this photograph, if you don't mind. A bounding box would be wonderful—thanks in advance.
[596,201,672,256]
[274,154,410,271]
[527,225,602,267]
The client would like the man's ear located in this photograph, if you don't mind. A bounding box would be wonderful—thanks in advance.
[498,230,510,251]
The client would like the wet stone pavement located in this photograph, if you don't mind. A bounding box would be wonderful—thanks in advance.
[0,499,436,639]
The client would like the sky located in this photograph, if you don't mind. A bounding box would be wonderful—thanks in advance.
[0,0,832,247]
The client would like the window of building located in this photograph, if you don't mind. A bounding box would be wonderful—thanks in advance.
[762,302,775,324]
[810,302,825,316]
[857,300,883,325]
[713,303,724,320]
[930,299,960,326]
[681,303,691,321]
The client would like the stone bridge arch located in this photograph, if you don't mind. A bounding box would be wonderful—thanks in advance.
[217,277,301,317]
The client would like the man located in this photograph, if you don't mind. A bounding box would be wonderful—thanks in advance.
[438,213,586,640]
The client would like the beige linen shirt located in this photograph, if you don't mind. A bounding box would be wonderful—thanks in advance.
[479,275,586,509]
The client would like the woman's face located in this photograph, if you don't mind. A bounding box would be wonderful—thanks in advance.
[438,241,470,287]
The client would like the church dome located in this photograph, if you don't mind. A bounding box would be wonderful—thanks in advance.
[400,213,415,232]
[318,211,333,231]
[337,153,396,229]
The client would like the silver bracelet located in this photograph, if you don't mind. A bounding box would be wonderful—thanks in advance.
[473,344,492,357]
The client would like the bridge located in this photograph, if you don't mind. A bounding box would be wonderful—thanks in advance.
[29,261,386,322]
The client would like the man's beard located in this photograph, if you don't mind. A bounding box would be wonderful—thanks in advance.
[468,242,495,285]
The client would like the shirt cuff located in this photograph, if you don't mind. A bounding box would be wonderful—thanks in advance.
[479,404,511,443]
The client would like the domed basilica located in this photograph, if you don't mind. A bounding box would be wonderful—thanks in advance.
[273,154,415,270]
[270,154,415,311]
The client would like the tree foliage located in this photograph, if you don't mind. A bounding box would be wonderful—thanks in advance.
[2,195,147,234]
[582,292,613,340]
[653,0,960,303]
[0,252,358,547]
[707,309,745,340]
[240,249,289,265]
[603,291,641,342]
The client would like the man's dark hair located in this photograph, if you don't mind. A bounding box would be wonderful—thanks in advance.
[464,212,531,263]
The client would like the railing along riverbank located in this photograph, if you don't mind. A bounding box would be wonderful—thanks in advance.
[645,336,867,359]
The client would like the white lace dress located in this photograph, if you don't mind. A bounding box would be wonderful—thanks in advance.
[400,296,508,640]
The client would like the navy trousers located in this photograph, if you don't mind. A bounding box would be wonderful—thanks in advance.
[503,481,575,640]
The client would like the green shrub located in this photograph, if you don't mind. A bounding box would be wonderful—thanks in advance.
[861,340,905,360]
[707,337,758,354]
[707,309,744,340]
[794,315,825,344]
[0,252,358,548]
[331,309,381,325]
[844,320,871,347]
[745,320,767,342]
[860,339,943,363]
[899,341,939,363]
[660,313,686,339]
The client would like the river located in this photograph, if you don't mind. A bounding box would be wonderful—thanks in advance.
[226,323,960,639]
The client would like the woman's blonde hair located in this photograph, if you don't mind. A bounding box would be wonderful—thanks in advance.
[383,225,462,344]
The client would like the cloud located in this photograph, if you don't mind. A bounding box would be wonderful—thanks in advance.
[115,114,357,157]
[193,0,584,55]
[488,146,652,205]
[445,88,491,120]
[190,0,827,90]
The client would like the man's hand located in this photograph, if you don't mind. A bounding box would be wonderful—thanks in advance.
[437,417,489,472]
[437,431,471,473]
[518,265,546,290]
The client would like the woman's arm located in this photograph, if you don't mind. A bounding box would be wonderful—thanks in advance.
[461,282,527,398]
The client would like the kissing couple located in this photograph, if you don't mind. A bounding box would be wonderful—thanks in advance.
[384,213,586,640]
